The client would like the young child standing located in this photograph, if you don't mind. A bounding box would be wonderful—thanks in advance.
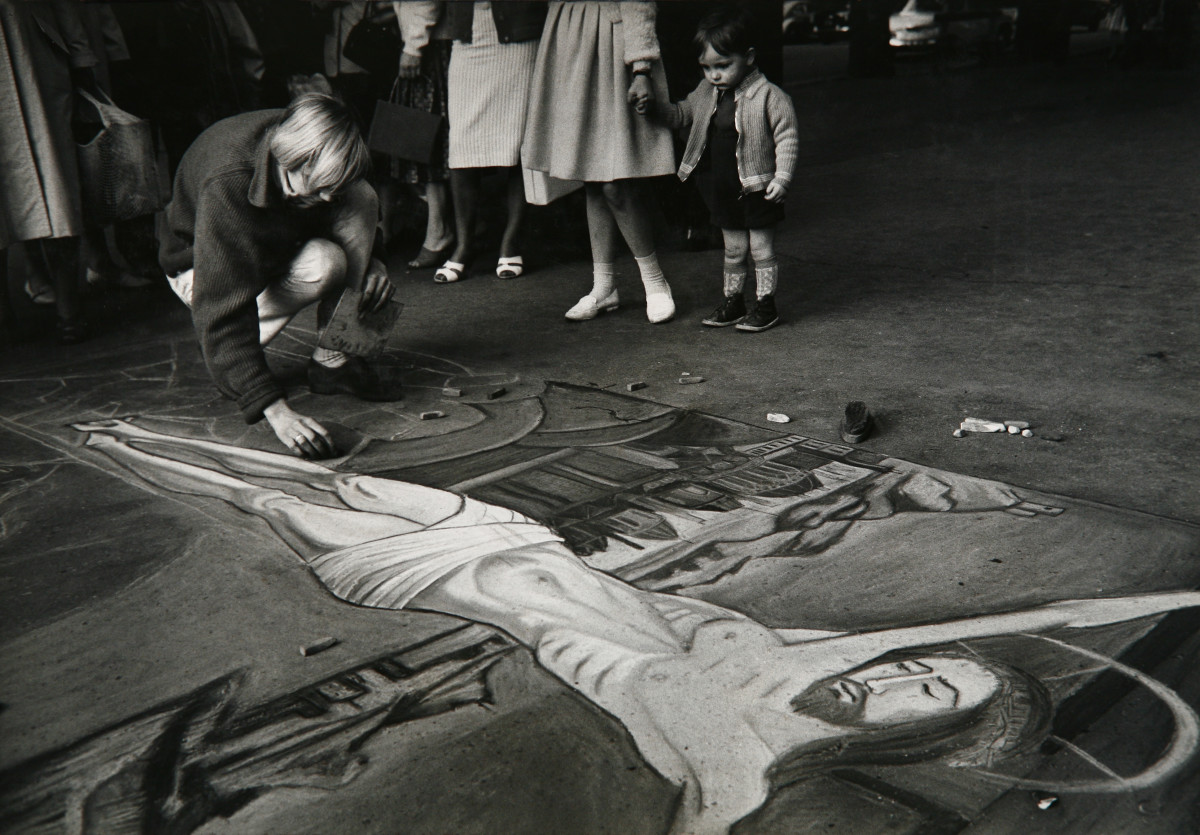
[659,6,798,332]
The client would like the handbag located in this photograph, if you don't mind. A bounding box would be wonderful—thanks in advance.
[367,97,444,164]
[341,14,402,79]
[75,91,163,225]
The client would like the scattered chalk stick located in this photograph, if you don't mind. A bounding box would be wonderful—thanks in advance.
[301,636,338,657]
[1004,420,1031,430]
[961,417,1005,433]
[626,382,647,392]
[420,410,445,420]
[1007,425,1020,434]
[766,413,791,423]
[442,386,463,397]
[1021,428,1034,438]
[486,386,507,400]
[953,428,965,438]
[678,376,705,385]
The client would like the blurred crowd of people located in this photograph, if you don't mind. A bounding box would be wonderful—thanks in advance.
[1,1,794,348]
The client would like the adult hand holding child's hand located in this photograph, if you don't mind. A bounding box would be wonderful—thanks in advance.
[628,74,654,116]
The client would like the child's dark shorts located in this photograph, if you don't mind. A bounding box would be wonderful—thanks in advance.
[696,168,785,230]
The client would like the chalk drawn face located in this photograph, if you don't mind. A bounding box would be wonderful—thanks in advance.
[794,658,1001,727]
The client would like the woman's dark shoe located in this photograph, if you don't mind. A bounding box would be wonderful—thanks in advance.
[735,295,780,332]
[308,356,402,401]
[407,241,455,270]
[701,294,747,327]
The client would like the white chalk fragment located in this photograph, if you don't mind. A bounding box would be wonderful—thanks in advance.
[1004,420,1031,430]
[301,636,338,657]
[1021,428,1034,438]
[678,376,706,385]
[1007,425,1020,434]
[419,410,445,420]
[1035,796,1058,811]
[626,382,647,392]
[953,428,965,438]
[961,417,1006,433]
[766,413,791,424]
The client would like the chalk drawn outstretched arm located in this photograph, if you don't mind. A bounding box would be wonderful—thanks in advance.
[829,592,1200,660]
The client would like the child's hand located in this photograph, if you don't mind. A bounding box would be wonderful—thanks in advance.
[628,75,655,116]
[764,182,788,203]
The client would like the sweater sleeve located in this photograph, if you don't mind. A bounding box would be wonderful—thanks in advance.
[190,176,285,423]
[619,1,660,68]
[396,1,439,57]
[767,87,800,189]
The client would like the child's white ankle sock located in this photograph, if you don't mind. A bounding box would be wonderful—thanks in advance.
[635,253,670,296]
[754,257,779,298]
[312,347,348,368]
[590,262,616,299]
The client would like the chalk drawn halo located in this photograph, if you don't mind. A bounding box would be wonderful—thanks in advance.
[968,633,1200,793]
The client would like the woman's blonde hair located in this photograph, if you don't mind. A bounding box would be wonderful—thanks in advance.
[270,93,370,196]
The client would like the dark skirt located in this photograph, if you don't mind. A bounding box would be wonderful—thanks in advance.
[389,39,452,184]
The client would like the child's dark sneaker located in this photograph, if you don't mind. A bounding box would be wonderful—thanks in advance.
[701,294,747,327]
[736,295,779,332]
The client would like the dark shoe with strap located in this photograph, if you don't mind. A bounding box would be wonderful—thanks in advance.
[840,400,873,444]
[701,294,747,327]
[735,294,780,332]
[308,356,402,401]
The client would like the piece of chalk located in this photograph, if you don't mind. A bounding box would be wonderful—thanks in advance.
[1004,420,1031,430]
[486,387,507,400]
[961,417,1005,433]
[766,413,790,423]
[1008,425,1020,434]
[626,382,647,392]
[1035,796,1058,811]
[1021,429,1034,438]
[301,636,338,657]
[420,410,445,420]
[678,376,705,385]
[953,428,965,438]
[442,386,463,397]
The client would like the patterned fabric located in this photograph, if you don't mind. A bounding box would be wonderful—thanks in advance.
[390,38,452,184]
[447,3,539,169]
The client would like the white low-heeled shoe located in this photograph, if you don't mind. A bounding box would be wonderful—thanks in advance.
[645,291,675,324]
[565,289,620,321]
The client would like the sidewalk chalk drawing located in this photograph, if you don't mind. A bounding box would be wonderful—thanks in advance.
[1,366,1198,834]
[0,359,1195,835]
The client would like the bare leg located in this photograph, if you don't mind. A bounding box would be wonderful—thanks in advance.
[423,182,454,252]
[585,183,620,265]
[601,180,655,259]
[448,168,482,265]
[499,168,526,259]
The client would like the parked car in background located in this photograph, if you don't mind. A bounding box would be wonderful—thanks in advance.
[889,0,1018,60]
[784,0,852,43]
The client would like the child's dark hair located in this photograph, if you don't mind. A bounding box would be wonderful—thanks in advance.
[694,4,758,58]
